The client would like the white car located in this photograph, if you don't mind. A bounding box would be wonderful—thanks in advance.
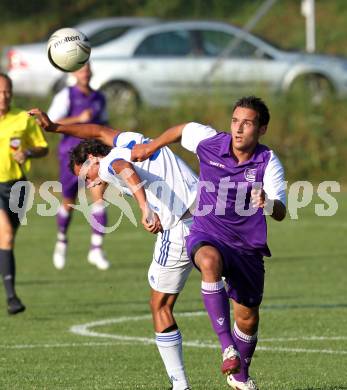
[86,19,347,116]
[1,17,157,96]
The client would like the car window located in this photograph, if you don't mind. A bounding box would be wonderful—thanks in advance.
[134,30,192,57]
[88,26,132,47]
[200,30,263,58]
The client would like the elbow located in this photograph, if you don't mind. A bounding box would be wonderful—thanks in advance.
[270,200,286,221]
[112,159,131,175]
[275,211,286,221]
[39,146,49,157]
[273,205,286,221]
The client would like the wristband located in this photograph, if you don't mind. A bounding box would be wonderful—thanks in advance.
[25,149,33,158]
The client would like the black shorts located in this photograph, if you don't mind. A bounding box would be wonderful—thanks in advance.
[0,179,27,229]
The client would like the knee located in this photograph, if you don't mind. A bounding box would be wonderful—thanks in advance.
[235,312,259,335]
[196,249,222,277]
[199,256,218,273]
[149,296,171,316]
[0,229,14,249]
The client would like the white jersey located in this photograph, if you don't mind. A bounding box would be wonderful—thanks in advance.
[99,131,198,230]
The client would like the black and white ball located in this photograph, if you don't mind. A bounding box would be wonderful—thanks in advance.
[47,27,91,72]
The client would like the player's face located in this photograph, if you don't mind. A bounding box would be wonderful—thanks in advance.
[230,107,267,152]
[74,63,92,87]
[0,77,12,114]
[74,155,103,188]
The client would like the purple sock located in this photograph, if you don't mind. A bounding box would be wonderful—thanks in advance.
[201,280,235,352]
[232,322,257,382]
[91,205,107,235]
[56,206,71,236]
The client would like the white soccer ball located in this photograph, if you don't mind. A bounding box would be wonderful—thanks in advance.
[47,27,91,72]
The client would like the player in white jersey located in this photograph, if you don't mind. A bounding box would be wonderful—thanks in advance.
[29,109,196,390]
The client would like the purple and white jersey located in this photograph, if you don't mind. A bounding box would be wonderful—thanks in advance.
[181,122,286,256]
[98,131,198,230]
[48,86,108,155]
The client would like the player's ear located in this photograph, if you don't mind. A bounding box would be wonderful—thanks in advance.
[259,125,267,136]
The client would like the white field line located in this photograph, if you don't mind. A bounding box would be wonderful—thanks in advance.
[1,312,347,355]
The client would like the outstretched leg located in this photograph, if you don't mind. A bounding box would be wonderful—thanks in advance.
[150,290,189,390]
[194,245,240,375]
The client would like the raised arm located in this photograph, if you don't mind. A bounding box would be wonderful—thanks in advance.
[28,108,118,147]
[131,124,187,162]
[111,159,162,234]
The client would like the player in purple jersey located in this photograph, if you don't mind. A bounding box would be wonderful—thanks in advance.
[48,63,110,271]
[130,96,286,390]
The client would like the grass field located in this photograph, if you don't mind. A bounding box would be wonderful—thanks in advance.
[0,191,346,390]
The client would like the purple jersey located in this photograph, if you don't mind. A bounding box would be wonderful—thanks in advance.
[59,86,107,154]
[48,86,108,199]
[181,123,285,257]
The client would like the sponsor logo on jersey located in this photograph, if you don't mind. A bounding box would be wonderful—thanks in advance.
[244,168,257,182]
[209,160,225,169]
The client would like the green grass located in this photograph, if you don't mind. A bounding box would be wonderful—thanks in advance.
[0,192,346,389]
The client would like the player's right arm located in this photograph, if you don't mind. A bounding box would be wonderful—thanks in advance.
[131,122,217,161]
[28,108,117,147]
[110,159,162,234]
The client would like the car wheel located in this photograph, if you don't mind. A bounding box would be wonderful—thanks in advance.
[101,82,140,129]
[52,76,67,94]
[288,74,334,105]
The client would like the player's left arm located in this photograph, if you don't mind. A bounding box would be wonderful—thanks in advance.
[251,190,286,221]
[28,108,117,147]
[111,159,163,234]
[252,151,287,221]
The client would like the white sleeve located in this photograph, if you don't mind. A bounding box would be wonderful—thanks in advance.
[105,147,132,164]
[47,88,70,121]
[181,122,217,153]
[113,131,144,147]
[263,151,286,206]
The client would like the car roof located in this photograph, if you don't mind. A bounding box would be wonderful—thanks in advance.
[118,19,278,53]
[74,17,159,34]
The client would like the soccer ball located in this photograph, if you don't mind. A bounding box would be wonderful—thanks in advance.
[47,27,91,72]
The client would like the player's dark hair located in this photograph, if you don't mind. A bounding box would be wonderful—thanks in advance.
[69,139,112,173]
[0,72,13,91]
[232,96,270,126]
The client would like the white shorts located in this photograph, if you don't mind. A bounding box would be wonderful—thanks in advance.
[148,217,193,294]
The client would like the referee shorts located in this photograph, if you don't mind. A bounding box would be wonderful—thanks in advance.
[0,179,27,229]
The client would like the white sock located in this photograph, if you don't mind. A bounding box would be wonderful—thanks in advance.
[90,233,103,247]
[57,232,67,242]
[155,329,189,390]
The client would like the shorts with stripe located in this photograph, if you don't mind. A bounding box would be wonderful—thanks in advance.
[148,217,193,294]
